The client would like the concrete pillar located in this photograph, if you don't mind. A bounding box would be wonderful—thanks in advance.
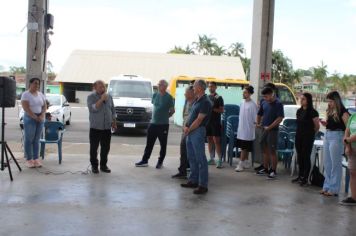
[250,0,275,102]
[26,0,47,92]
[250,0,275,165]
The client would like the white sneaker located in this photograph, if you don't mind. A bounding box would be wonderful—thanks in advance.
[243,160,251,169]
[235,162,244,172]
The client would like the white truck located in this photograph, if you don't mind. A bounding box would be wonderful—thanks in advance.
[108,75,153,130]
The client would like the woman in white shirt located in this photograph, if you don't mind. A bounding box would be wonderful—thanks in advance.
[21,78,46,168]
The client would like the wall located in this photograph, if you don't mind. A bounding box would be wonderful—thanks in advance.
[76,91,92,104]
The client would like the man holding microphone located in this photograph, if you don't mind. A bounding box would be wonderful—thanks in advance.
[87,80,117,174]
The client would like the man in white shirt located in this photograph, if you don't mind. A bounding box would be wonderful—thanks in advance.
[235,85,258,172]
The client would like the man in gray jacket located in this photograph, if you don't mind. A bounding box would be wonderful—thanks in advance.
[87,80,117,174]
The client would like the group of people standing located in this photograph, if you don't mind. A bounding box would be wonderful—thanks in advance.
[20,76,356,204]
[78,79,356,202]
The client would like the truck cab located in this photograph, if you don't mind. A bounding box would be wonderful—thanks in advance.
[108,75,153,130]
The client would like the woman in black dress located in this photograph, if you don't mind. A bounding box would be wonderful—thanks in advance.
[292,93,320,186]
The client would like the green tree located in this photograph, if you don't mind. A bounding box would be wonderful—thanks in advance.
[9,66,26,74]
[228,42,245,58]
[211,45,226,56]
[241,57,250,80]
[271,50,293,86]
[193,34,218,55]
[168,45,195,54]
[312,61,328,89]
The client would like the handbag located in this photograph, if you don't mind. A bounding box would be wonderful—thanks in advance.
[309,153,325,187]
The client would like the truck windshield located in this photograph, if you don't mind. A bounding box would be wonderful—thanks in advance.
[109,80,152,98]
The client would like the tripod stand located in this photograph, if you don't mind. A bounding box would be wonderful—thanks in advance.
[1,106,22,181]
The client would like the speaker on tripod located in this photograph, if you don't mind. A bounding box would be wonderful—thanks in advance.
[0,76,22,181]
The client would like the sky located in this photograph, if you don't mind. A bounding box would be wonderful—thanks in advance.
[0,0,356,75]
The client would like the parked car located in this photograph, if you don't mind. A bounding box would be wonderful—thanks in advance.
[279,105,298,131]
[19,94,71,127]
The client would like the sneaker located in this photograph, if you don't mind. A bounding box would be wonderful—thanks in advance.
[291,177,301,183]
[33,159,42,168]
[339,197,356,206]
[254,164,264,171]
[267,171,277,180]
[216,160,223,169]
[181,181,199,188]
[256,168,268,176]
[156,161,163,169]
[243,160,251,169]
[208,159,216,165]
[100,166,111,173]
[235,162,244,172]
[193,186,208,195]
[172,172,187,179]
[299,179,308,186]
[135,160,148,167]
[92,166,99,174]
[26,160,35,168]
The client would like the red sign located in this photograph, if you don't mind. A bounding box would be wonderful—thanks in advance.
[260,72,271,81]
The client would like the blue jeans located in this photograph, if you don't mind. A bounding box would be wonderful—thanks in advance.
[323,131,344,194]
[186,127,208,188]
[23,113,44,160]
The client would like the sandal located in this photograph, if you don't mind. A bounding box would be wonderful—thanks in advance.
[323,192,338,197]
[319,190,327,195]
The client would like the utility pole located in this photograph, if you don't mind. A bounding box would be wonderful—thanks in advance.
[249,0,275,164]
[25,0,48,92]
[250,0,275,102]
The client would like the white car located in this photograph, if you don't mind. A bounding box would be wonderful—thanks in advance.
[280,105,299,131]
[19,94,71,126]
[46,94,72,125]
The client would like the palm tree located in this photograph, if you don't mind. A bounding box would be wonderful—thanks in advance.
[192,34,218,55]
[312,61,328,89]
[228,42,245,58]
[212,45,226,56]
[272,50,293,84]
[183,45,195,55]
[168,45,195,55]
[168,46,187,54]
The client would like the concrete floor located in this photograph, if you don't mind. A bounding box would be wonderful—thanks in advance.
[0,144,355,236]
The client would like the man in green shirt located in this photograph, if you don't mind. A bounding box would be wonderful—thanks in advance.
[135,80,175,169]
[341,113,356,205]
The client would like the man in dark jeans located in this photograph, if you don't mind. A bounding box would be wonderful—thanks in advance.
[135,80,175,169]
[172,86,195,179]
[87,80,117,174]
[181,80,212,194]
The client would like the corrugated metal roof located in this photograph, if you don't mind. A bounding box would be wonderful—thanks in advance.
[56,50,246,84]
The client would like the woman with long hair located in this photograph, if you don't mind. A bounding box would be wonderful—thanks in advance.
[320,91,349,196]
[21,78,46,168]
[292,93,320,186]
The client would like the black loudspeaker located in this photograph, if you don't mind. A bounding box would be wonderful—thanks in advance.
[0,76,16,108]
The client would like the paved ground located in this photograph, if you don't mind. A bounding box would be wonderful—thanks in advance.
[0,143,355,236]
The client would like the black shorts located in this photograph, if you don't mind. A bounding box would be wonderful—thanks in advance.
[236,139,253,152]
[206,122,222,137]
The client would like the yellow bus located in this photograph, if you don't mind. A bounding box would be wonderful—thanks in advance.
[169,76,297,126]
